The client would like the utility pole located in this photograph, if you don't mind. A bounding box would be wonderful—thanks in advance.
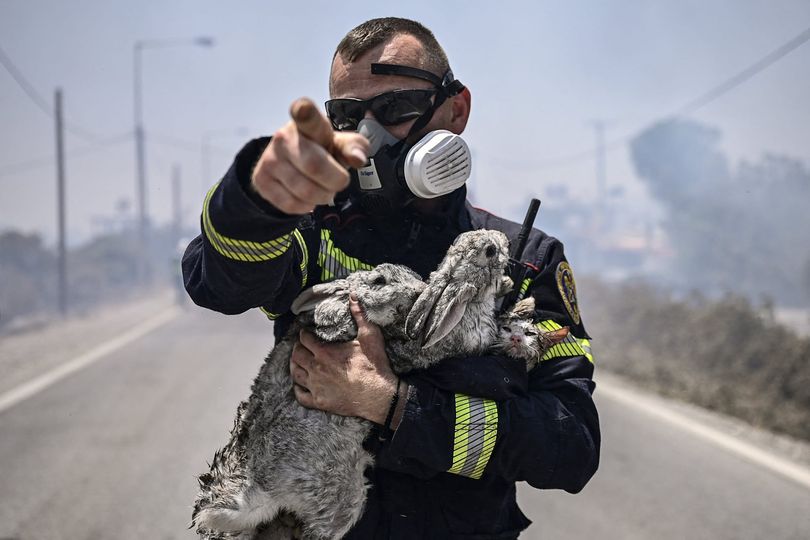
[133,42,149,285]
[133,37,214,286]
[592,120,607,232]
[172,163,182,245]
[593,120,607,228]
[54,88,67,317]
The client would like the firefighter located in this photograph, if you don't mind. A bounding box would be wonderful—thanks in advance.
[183,17,599,539]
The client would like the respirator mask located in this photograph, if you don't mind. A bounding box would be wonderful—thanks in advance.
[325,63,471,215]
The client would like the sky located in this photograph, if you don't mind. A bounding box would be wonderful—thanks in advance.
[1,0,809,245]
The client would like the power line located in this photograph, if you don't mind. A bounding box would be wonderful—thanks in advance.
[0,42,104,143]
[0,132,133,179]
[147,130,235,155]
[0,43,51,115]
[677,25,810,115]
[492,24,810,172]
[146,131,200,152]
[0,130,237,180]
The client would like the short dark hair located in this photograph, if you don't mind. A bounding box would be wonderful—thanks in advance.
[333,17,450,76]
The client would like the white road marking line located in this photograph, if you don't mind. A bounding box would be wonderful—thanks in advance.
[0,307,180,414]
[597,378,810,490]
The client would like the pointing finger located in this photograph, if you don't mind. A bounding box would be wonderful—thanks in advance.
[290,98,334,151]
[333,132,369,169]
[290,98,368,168]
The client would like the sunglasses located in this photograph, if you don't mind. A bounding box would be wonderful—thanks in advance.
[325,88,438,131]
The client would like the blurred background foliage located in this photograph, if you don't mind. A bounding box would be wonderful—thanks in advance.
[0,225,183,329]
[582,278,810,441]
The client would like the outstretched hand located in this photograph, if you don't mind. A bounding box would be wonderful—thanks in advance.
[290,293,398,423]
[251,98,370,215]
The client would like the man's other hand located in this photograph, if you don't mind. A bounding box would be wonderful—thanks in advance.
[251,98,369,214]
[290,293,397,424]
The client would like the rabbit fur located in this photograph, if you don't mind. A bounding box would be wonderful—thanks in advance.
[192,263,426,540]
[192,229,552,540]
[494,297,571,371]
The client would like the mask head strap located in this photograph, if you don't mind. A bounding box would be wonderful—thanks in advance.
[371,63,443,86]
[370,63,465,138]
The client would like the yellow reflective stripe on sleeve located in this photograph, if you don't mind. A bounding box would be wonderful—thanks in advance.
[536,320,595,363]
[292,229,308,288]
[447,394,498,480]
[448,395,471,475]
[542,341,587,361]
[259,307,280,320]
[318,229,374,281]
[202,183,294,262]
[538,319,563,331]
[580,338,594,363]
[257,230,308,322]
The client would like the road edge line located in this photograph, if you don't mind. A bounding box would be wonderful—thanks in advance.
[597,378,810,490]
[0,306,180,414]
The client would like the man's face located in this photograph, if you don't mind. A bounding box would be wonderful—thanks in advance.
[329,33,457,141]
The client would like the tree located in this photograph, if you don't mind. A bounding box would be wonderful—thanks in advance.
[0,231,55,326]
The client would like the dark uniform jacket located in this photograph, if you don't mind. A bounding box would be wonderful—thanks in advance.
[182,138,601,539]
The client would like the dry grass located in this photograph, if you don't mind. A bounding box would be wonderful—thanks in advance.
[580,277,810,441]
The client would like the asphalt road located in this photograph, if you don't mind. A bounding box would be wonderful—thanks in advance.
[1,306,809,539]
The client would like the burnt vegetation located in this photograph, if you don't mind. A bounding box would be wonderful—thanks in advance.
[582,277,810,442]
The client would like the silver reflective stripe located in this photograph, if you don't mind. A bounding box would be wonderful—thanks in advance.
[458,397,488,477]
[448,394,498,480]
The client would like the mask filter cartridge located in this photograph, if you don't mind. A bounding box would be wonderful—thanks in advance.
[403,130,472,199]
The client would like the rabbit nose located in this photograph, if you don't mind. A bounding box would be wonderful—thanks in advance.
[485,244,497,258]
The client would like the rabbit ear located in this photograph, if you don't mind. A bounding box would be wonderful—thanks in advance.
[422,283,477,348]
[291,282,345,314]
[408,282,477,349]
[406,250,466,337]
[406,279,445,340]
[510,297,536,319]
[544,326,569,345]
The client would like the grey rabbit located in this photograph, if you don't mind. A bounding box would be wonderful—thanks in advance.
[192,229,519,540]
[192,263,426,540]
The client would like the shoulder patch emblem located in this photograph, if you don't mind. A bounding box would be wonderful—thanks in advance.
[555,261,581,325]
